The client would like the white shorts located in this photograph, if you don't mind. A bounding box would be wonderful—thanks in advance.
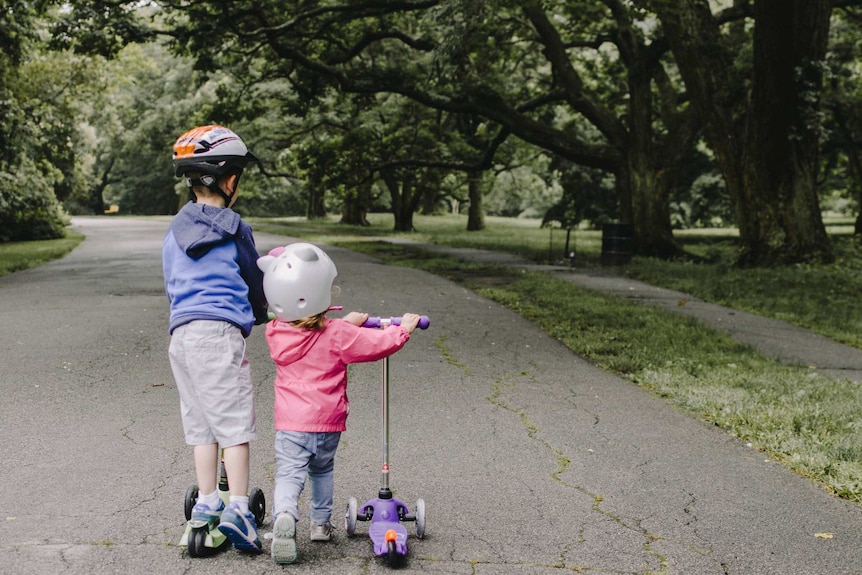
[169,320,257,447]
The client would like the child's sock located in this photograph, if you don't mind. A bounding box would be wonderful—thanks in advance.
[230,495,250,515]
[199,490,220,509]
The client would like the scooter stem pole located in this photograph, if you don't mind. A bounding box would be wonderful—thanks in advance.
[381,356,391,493]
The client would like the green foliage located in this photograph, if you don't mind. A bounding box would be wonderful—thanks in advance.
[0,2,99,231]
[671,169,733,228]
[0,156,68,241]
[49,0,153,58]
[820,8,862,215]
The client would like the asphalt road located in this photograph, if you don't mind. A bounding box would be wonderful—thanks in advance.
[2,216,862,575]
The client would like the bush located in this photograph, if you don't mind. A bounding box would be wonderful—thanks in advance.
[0,158,68,242]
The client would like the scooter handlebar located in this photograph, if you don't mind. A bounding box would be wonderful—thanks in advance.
[362,315,430,330]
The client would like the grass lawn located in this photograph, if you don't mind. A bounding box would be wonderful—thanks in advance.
[0,230,84,276]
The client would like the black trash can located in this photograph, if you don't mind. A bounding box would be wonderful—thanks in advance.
[600,223,633,265]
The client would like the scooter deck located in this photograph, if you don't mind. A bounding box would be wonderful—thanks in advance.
[362,497,411,556]
[369,520,409,556]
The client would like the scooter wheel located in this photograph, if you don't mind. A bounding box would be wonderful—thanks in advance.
[183,485,199,521]
[386,540,399,566]
[344,497,357,537]
[415,498,426,539]
[187,525,208,558]
[250,487,266,526]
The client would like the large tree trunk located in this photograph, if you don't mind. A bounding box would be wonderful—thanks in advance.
[340,180,371,226]
[739,0,833,265]
[650,0,834,265]
[625,161,679,258]
[382,173,414,231]
[621,24,682,259]
[419,169,443,215]
[306,176,327,219]
[466,171,485,232]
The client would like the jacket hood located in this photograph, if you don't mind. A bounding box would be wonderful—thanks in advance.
[271,321,325,364]
[170,202,241,258]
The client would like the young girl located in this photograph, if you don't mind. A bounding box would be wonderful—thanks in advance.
[256,242,421,564]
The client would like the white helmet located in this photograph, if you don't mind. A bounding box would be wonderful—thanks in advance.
[257,243,338,322]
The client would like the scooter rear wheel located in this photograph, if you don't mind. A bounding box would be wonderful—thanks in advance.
[183,485,199,521]
[250,487,266,526]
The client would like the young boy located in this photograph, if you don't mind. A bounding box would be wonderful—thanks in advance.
[163,125,268,553]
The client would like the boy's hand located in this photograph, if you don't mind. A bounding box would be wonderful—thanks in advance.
[344,311,369,326]
[399,313,421,334]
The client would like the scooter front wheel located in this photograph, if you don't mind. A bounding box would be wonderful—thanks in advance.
[344,497,357,536]
[186,525,208,558]
[415,498,426,539]
[386,540,398,566]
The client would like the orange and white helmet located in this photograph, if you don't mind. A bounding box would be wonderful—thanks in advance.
[172,125,258,178]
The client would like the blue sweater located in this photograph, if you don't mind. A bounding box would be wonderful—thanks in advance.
[163,202,267,337]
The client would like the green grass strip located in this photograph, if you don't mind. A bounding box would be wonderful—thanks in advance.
[0,230,84,277]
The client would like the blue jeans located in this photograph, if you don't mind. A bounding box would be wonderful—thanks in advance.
[273,430,341,525]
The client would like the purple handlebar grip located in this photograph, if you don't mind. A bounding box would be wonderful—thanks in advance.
[362,315,430,329]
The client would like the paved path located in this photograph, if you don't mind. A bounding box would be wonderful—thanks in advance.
[2,217,862,575]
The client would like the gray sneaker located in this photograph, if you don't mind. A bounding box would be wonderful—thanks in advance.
[310,522,332,542]
[271,514,297,564]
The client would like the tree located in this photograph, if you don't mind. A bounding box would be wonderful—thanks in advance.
[140,0,706,256]
[643,0,838,265]
[821,5,862,233]
[0,1,70,241]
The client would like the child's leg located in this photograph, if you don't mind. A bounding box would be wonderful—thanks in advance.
[273,431,313,522]
[218,443,261,552]
[307,432,341,526]
[271,431,312,564]
[194,443,220,496]
[222,443,249,507]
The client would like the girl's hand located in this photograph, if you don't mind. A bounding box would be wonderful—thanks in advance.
[344,311,369,326]
[399,313,421,334]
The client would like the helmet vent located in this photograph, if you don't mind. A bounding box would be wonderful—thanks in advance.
[295,246,320,262]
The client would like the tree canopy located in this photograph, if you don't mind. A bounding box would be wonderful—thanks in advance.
[3,0,862,266]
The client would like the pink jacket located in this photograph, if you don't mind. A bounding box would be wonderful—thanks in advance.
[265,318,410,432]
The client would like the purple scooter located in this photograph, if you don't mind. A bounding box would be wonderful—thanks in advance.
[344,315,430,566]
